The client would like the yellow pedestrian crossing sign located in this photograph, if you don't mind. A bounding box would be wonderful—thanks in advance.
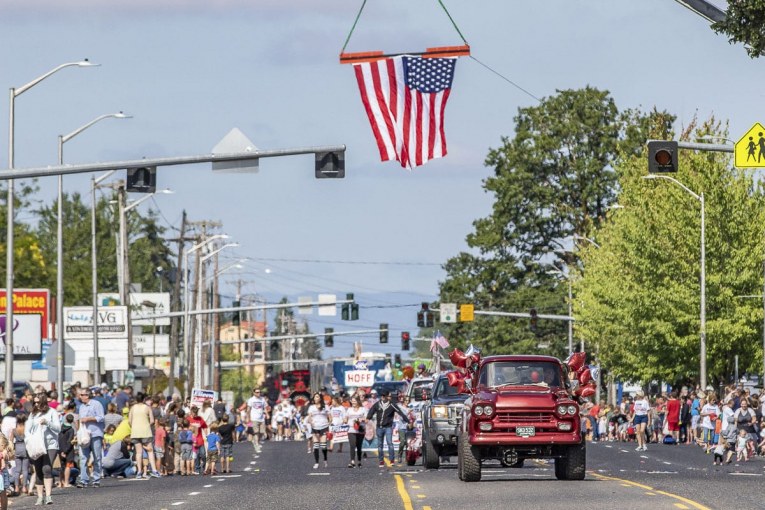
[735,123,765,168]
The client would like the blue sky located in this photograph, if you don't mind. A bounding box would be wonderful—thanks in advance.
[0,0,760,357]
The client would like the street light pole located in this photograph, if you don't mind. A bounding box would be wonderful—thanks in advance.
[57,112,130,391]
[643,175,706,390]
[6,59,98,398]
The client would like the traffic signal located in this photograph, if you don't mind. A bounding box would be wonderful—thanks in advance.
[425,312,434,328]
[232,300,240,326]
[126,166,157,193]
[351,303,359,321]
[394,353,402,367]
[417,311,425,328]
[380,323,389,343]
[647,140,678,173]
[324,328,334,348]
[529,308,538,331]
[341,304,349,321]
[315,150,345,179]
[341,293,359,321]
[401,331,410,351]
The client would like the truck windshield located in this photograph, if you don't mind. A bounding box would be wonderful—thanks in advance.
[479,361,562,388]
[410,380,433,402]
[435,378,460,397]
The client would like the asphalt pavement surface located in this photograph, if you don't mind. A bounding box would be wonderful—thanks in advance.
[7,439,762,510]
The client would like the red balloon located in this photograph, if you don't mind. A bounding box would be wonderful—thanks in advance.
[579,386,596,398]
[449,349,469,368]
[447,370,467,387]
[578,368,592,385]
[566,352,586,372]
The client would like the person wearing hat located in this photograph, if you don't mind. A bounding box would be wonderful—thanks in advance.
[416,363,428,378]
[366,390,410,467]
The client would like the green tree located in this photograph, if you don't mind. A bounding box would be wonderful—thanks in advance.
[0,180,49,288]
[712,1,765,58]
[437,88,671,358]
[576,117,765,387]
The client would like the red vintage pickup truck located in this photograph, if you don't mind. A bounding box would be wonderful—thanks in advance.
[456,354,586,482]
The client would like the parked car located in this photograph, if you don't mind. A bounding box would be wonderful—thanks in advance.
[457,355,585,482]
[422,374,469,469]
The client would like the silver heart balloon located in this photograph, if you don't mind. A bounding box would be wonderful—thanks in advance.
[465,344,481,357]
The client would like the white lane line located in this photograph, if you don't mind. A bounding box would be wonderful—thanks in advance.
[605,445,613,448]
[482,469,509,473]
[250,461,257,464]
[663,461,672,465]
[217,479,225,482]
[204,484,213,488]
[308,472,330,476]
[171,503,184,507]
[244,467,252,472]
[730,472,762,476]
[640,455,649,459]
[215,474,242,478]
[620,449,629,453]
[188,492,200,496]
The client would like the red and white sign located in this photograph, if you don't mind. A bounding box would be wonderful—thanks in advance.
[344,370,375,387]
[0,289,49,338]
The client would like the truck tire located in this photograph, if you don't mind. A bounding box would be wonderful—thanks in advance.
[555,443,586,480]
[457,446,464,480]
[423,438,440,470]
[458,435,481,482]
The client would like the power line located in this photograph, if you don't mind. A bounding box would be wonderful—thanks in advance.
[243,256,442,266]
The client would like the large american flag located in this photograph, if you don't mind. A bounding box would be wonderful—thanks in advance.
[353,56,457,169]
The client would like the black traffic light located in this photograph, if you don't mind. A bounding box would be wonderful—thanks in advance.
[324,327,334,348]
[351,303,359,321]
[126,166,157,193]
[341,304,350,321]
[342,293,359,321]
[315,151,345,179]
[401,331,410,351]
[394,353,402,367]
[417,311,425,328]
[232,300,240,326]
[380,323,388,343]
[529,308,538,331]
[425,312,434,328]
[647,140,678,173]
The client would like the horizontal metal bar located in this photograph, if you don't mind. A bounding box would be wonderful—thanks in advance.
[0,145,346,180]
[132,299,352,321]
[219,328,387,345]
[474,310,574,321]
[677,141,733,153]
[219,359,317,368]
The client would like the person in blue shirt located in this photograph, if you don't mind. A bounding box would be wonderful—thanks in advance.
[690,392,701,445]
[205,424,221,476]
[77,389,105,488]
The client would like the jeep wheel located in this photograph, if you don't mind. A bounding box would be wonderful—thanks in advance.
[555,443,586,480]
[457,440,464,480]
[458,435,481,482]
[423,439,440,470]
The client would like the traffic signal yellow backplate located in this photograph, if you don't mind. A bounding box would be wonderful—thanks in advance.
[734,123,765,168]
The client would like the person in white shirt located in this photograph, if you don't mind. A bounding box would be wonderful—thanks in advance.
[700,396,720,452]
[307,393,330,469]
[345,396,367,468]
[246,388,269,452]
[630,391,650,451]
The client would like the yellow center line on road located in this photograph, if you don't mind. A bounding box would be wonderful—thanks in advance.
[394,474,414,510]
[674,504,690,510]
[589,472,711,510]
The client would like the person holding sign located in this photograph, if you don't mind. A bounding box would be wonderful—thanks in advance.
[329,397,347,453]
[345,396,366,468]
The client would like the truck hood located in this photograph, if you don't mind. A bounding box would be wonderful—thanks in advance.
[431,394,469,406]
[475,386,561,410]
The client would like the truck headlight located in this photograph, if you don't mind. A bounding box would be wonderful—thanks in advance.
[483,405,493,416]
[431,405,448,419]
[567,405,577,415]
[557,405,567,416]
[474,406,484,416]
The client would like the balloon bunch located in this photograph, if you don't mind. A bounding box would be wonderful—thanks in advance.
[565,352,596,400]
[446,344,482,394]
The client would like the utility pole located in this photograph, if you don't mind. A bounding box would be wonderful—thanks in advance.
[211,249,220,392]
[167,210,187,397]
[117,183,135,366]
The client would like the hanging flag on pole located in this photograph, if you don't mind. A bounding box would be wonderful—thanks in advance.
[352,55,458,169]
[431,330,450,352]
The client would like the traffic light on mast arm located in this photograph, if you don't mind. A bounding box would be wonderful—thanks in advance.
[232,300,240,326]
[324,328,334,348]
[401,331,410,351]
[380,323,389,343]
[341,293,359,321]
[529,308,538,331]
[647,140,678,173]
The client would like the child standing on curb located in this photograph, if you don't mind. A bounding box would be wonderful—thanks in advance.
[205,424,221,476]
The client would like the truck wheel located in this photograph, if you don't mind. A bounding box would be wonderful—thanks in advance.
[423,439,440,470]
[554,458,566,480]
[458,435,481,482]
[564,442,586,480]
[457,445,464,480]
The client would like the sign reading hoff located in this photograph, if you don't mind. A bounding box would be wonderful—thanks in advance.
[0,289,50,337]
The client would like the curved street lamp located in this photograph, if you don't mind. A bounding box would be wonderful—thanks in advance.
[57,111,131,391]
[6,59,99,398]
[643,174,706,390]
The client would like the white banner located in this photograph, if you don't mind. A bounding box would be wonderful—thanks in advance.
[133,334,169,356]
[64,306,128,340]
[318,294,336,316]
[0,314,42,360]
[66,338,128,371]
[344,370,375,387]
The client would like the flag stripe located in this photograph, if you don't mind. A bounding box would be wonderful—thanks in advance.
[354,65,390,161]
[369,62,398,161]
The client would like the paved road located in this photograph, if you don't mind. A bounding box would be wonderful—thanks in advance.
[7,439,762,509]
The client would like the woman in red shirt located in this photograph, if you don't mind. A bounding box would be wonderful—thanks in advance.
[665,390,681,444]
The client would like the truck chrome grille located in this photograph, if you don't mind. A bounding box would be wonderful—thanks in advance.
[495,412,554,423]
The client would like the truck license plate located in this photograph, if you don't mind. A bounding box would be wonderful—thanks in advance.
[516,426,535,437]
